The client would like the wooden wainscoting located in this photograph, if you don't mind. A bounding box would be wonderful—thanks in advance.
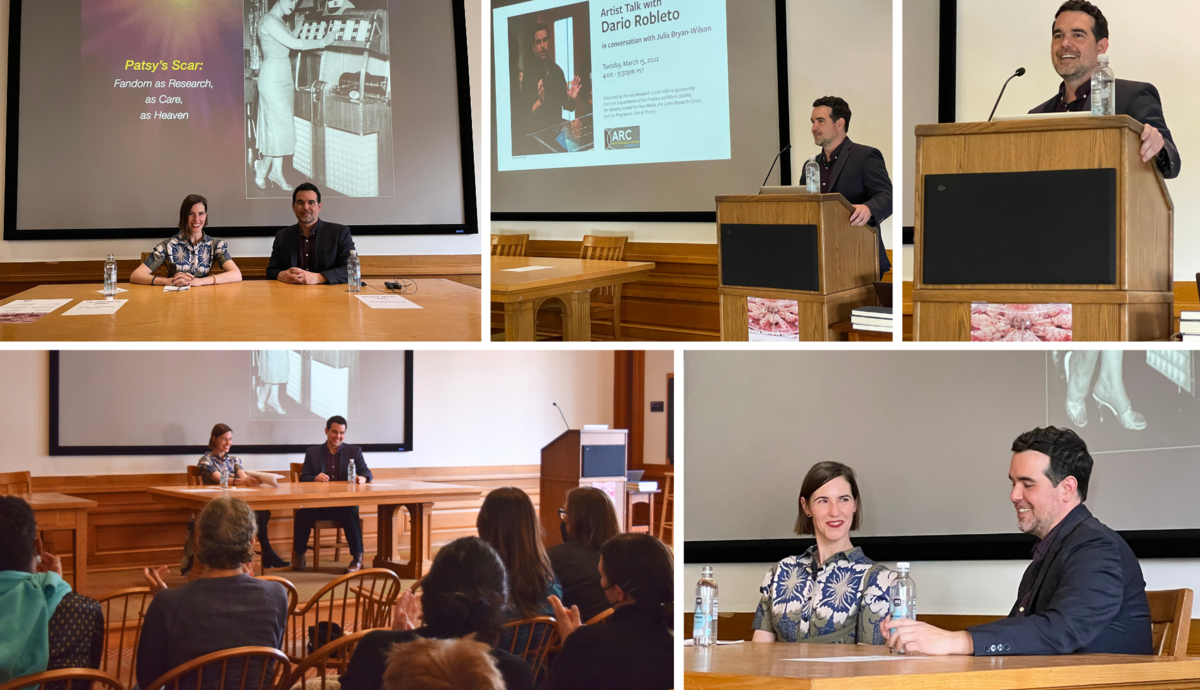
[31,465,537,575]
[0,255,482,299]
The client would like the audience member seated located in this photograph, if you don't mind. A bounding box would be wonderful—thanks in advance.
[130,194,242,287]
[0,496,103,685]
[547,487,620,622]
[545,533,673,690]
[381,637,505,690]
[135,497,289,690]
[339,537,534,690]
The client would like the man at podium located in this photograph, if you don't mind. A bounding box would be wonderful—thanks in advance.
[799,96,893,276]
[1030,1,1180,178]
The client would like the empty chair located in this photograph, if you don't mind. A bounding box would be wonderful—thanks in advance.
[491,234,529,257]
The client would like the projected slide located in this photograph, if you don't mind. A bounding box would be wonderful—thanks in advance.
[493,0,730,171]
[250,350,359,422]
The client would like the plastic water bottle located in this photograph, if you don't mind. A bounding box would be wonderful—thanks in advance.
[103,254,117,296]
[347,460,356,485]
[347,250,361,293]
[1090,55,1115,116]
[804,158,820,194]
[693,566,718,646]
[888,562,917,654]
[220,466,229,489]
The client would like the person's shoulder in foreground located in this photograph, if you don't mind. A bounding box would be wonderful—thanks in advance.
[339,628,533,690]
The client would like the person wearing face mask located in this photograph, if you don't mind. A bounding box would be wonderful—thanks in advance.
[1030,1,1180,178]
[547,487,622,623]
[751,461,895,645]
[883,427,1152,656]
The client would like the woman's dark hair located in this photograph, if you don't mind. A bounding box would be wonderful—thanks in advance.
[0,495,38,572]
[420,537,508,645]
[1012,426,1093,501]
[208,423,233,451]
[600,534,673,629]
[195,497,256,569]
[794,461,862,535]
[475,487,555,619]
[1055,0,1108,41]
[565,486,621,550]
[177,194,208,235]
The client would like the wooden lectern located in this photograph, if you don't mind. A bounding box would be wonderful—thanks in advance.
[912,115,1173,341]
[540,429,627,548]
[716,194,880,341]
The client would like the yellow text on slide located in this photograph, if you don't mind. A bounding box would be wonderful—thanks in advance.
[123,60,204,72]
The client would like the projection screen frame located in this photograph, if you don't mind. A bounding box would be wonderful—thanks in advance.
[3,0,478,240]
[490,0,791,224]
[47,350,414,456]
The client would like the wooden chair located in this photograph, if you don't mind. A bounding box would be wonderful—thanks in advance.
[0,668,125,690]
[585,608,615,625]
[186,466,204,486]
[657,471,674,543]
[281,629,373,690]
[491,234,529,257]
[537,235,631,341]
[501,616,557,681]
[282,569,401,662]
[94,587,153,690]
[258,575,300,619]
[0,470,32,495]
[287,464,361,570]
[142,646,291,690]
[1148,588,1193,657]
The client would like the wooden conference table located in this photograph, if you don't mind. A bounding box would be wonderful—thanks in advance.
[23,492,98,595]
[146,480,481,579]
[491,256,655,341]
[684,642,1200,689]
[0,280,481,341]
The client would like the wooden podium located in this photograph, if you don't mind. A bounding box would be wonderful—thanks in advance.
[716,194,880,341]
[540,429,627,548]
[912,115,1173,341]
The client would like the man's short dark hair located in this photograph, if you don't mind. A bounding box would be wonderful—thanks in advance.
[0,495,38,572]
[532,23,549,41]
[812,96,851,133]
[327,415,348,430]
[1055,1,1108,41]
[292,182,321,204]
[1012,426,1093,501]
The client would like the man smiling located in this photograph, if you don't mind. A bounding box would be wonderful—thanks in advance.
[1029,1,1180,178]
[883,426,1152,656]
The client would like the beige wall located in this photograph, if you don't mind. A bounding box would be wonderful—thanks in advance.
[642,350,674,466]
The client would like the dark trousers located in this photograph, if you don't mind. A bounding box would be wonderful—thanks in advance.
[255,510,280,559]
[293,506,363,556]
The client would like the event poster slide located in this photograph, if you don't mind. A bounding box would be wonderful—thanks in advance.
[494,0,730,171]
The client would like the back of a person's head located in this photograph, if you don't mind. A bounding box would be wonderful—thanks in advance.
[601,533,674,628]
[383,636,504,690]
[475,487,554,619]
[421,537,508,644]
[196,497,257,570]
[565,486,621,550]
[0,495,37,572]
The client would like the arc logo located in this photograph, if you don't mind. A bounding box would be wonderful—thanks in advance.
[604,126,641,150]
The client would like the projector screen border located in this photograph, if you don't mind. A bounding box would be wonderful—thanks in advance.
[46,350,415,456]
[2,0,479,240]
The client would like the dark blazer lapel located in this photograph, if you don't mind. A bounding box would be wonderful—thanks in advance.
[1025,505,1092,610]
[827,138,853,191]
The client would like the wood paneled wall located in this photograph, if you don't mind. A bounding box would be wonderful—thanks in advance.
[33,465,537,573]
[0,255,482,299]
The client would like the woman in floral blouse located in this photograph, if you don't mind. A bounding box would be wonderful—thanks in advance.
[752,461,895,645]
[130,194,242,287]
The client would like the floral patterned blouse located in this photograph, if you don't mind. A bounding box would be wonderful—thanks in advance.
[143,230,232,278]
[753,545,895,644]
[197,451,243,484]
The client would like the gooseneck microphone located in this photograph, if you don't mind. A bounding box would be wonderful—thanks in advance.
[552,402,570,432]
[760,143,793,187]
[988,68,1027,122]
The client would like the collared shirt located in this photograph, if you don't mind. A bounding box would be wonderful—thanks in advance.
[143,230,231,278]
[753,545,895,644]
[1050,81,1092,113]
[817,139,848,193]
[197,451,243,484]
[323,444,341,479]
[298,224,318,272]
[1016,503,1083,615]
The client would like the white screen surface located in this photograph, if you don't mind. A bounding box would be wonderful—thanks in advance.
[686,351,1200,543]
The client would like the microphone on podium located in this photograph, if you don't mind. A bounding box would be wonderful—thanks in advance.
[988,67,1026,122]
[760,143,792,187]
[552,402,570,432]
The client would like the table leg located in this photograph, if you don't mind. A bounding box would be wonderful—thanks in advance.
[503,301,537,341]
[647,494,655,539]
[373,502,434,580]
[73,508,88,595]
[562,290,592,341]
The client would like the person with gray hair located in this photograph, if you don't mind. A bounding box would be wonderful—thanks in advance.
[136,497,289,690]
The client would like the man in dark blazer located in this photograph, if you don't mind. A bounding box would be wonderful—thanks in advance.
[798,96,893,277]
[266,183,357,285]
[1029,1,1180,179]
[292,415,373,574]
[883,426,1152,656]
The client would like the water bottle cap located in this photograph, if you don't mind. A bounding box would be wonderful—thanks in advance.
[350,250,357,255]
[896,562,910,571]
[1098,54,1109,63]
[701,565,713,575]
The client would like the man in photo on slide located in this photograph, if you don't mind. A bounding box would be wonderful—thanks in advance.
[523,22,582,142]
[266,183,357,285]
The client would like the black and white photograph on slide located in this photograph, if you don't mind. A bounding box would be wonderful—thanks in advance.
[244,0,395,199]
[250,350,360,422]
[505,2,593,155]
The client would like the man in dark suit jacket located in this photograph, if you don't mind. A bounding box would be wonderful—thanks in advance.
[883,426,1151,656]
[1029,1,1180,179]
[292,415,373,574]
[798,96,893,277]
[266,183,356,285]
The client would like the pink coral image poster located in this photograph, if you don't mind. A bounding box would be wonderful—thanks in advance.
[971,303,1072,342]
[748,297,800,342]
